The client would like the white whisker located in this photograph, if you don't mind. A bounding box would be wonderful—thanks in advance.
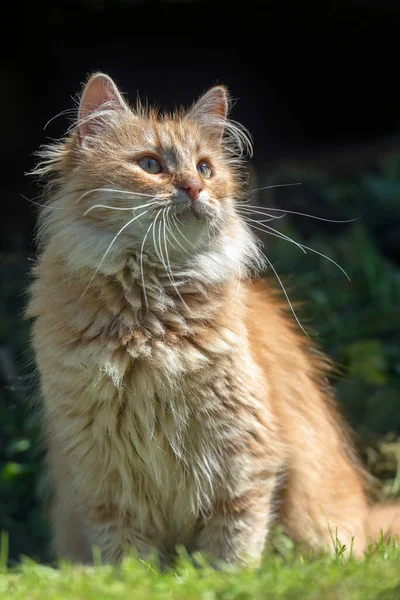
[140,218,157,310]
[164,207,180,254]
[152,209,163,264]
[165,209,190,256]
[241,217,307,254]
[21,194,67,210]
[154,209,187,307]
[244,216,350,280]
[250,215,287,223]
[238,207,288,221]
[295,239,351,281]
[161,210,190,310]
[44,108,77,131]
[249,182,302,193]
[172,214,196,249]
[241,204,360,224]
[75,188,156,204]
[66,101,128,135]
[83,201,157,217]
[80,210,148,300]
[239,207,279,220]
[259,248,310,338]
[266,223,351,280]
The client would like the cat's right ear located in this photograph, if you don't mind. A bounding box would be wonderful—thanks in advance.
[77,73,129,143]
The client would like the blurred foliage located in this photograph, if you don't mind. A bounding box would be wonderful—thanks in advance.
[267,224,400,432]
[0,256,50,564]
[1,154,400,562]
[263,154,400,439]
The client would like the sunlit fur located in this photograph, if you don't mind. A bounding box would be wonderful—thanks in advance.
[27,73,400,566]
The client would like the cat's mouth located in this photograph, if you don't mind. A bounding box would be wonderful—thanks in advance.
[169,199,210,221]
[183,203,202,220]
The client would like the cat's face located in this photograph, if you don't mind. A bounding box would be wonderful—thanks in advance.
[59,74,248,260]
[38,74,259,283]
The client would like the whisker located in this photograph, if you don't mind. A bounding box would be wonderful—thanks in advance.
[22,192,158,215]
[83,201,157,217]
[154,209,188,307]
[75,188,156,203]
[172,214,196,249]
[240,204,360,224]
[170,209,239,273]
[167,208,221,273]
[157,210,175,279]
[65,102,125,135]
[152,209,163,265]
[21,194,67,210]
[161,210,190,310]
[259,248,310,338]
[238,207,287,221]
[163,207,180,254]
[140,218,157,310]
[158,210,168,269]
[256,216,287,223]
[294,239,351,281]
[248,182,302,193]
[239,207,279,219]
[80,210,149,300]
[245,218,350,280]
[162,210,173,276]
[165,209,190,256]
[242,218,306,254]
[44,108,77,131]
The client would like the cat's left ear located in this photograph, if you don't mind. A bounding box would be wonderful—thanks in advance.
[77,73,129,143]
[186,86,229,138]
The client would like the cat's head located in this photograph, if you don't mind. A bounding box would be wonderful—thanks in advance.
[35,74,261,283]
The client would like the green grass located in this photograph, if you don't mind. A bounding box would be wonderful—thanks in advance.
[2,541,400,600]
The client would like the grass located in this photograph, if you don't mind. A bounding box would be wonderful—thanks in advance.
[2,538,400,600]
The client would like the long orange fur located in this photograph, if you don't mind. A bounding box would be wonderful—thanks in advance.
[27,73,400,566]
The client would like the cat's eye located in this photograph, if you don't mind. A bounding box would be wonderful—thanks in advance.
[137,156,162,174]
[197,161,213,179]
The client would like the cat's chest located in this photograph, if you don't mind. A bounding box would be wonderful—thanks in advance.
[41,305,249,521]
[74,353,229,520]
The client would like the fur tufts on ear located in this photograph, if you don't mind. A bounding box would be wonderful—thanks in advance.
[186,86,229,137]
[78,73,128,142]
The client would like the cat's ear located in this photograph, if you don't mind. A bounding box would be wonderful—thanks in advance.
[77,73,129,142]
[186,86,229,137]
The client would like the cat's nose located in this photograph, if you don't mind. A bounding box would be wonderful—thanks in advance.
[182,182,203,202]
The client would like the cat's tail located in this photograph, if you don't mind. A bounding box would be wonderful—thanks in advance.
[366,502,400,545]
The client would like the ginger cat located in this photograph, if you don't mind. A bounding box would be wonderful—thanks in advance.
[27,73,400,566]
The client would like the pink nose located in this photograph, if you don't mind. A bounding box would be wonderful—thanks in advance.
[182,182,202,202]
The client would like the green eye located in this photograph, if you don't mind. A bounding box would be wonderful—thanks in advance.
[197,161,213,179]
[138,156,162,174]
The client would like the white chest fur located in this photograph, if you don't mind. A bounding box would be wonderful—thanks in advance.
[39,319,260,554]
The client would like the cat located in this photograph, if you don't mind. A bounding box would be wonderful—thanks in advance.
[27,73,400,566]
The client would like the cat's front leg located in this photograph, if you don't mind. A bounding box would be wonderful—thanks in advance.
[83,506,159,564]
[194,478,278,567]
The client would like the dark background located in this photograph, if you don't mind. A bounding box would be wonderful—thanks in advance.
[4,0,400,248]
[1,0,400,563]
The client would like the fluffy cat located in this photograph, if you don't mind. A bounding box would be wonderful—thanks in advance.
[27,73,400,566]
